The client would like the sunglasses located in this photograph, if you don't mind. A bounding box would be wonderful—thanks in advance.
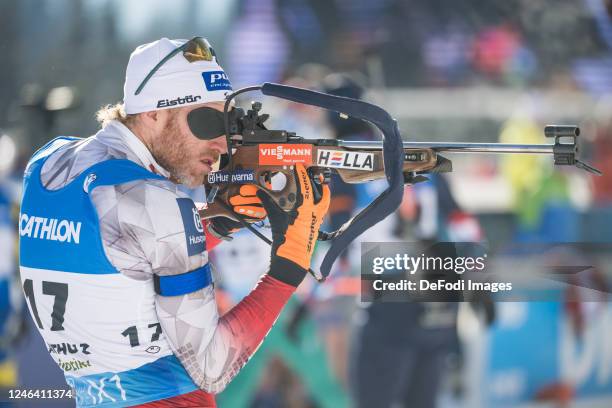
[134,37,217,96]
[187,107,226,140]
[187,106,245,140]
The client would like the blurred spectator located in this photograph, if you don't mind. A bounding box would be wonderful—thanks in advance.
[472,25,521,77]
[351,175,488,408]
[499,112,578,241]
[585,0,612,49]
[519,0,603,71]
[277,0,326,63]
[499,114,546,199]
[516,171,577,242]
[226,0,290,88]
[572,0,612,97]
[266,74,332,141]
[572,56,612,96]
[325,0,391,73]
[470,24,538,85]
[422,25,472,86]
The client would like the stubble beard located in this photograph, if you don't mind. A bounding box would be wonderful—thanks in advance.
[150,117,204,188]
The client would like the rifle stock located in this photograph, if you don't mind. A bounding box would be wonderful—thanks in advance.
[200,144,446,220]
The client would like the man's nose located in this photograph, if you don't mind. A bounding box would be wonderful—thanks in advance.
[209,135,228,154]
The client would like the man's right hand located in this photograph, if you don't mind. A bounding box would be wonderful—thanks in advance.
[256,164,330,284]
[206,185,267,240]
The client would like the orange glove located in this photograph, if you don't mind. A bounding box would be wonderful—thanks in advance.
[228,185,267,220]
[257,164,330,279]
[207,185,267,239]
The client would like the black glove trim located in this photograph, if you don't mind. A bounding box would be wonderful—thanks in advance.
[268,256,307,287]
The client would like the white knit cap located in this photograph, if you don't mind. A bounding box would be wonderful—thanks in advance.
[123,37,232,114]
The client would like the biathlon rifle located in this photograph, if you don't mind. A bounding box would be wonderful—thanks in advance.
[200,83,601,281]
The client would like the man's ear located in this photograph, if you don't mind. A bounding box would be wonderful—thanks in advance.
[141,109,168,130]
[142,109,159,123]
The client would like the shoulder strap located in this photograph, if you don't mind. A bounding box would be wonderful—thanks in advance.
[82,159,165,193]
[29,136,81,163]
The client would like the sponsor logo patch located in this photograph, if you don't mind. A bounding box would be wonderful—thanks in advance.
[259,144,313,165]
[207,169,256,184]
[48,342,91,355]
[157,95,202,108]
[19,213,82,244]
[83,173,97,193]
[176,198,205,256]
[202,71,232,91]
[146,345,161,354]
[316,149,374,171]
[58,358,92,372]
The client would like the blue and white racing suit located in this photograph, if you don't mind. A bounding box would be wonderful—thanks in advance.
[19,121,306,407]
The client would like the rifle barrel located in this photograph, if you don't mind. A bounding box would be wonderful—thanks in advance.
[339,140,555,154]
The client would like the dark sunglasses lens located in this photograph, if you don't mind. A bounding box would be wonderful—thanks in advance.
[187,107,226,140]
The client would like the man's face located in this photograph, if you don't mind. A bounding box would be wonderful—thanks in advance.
[150,101,227,188]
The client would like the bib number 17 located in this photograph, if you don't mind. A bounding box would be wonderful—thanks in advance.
[23,279,68,331]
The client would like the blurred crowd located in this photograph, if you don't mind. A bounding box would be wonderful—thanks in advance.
[1,0,612,407]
